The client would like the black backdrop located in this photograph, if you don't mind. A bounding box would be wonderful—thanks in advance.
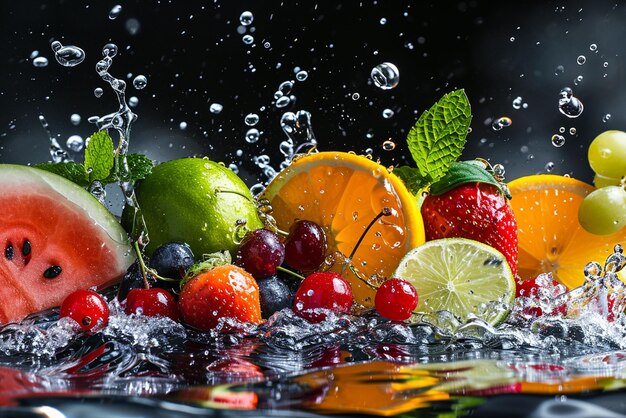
[2,0,626,188]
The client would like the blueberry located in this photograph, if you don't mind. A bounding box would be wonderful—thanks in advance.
[257,275,295,319]
[117,260,156,301]
[149,242,195,280]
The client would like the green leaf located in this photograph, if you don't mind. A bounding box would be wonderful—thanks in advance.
[406,89,472,185]
[104,153,154,184]
[181,251,232,289]
[392,166,429,195]
[84,131,115,182]
[428,161,510,198]
[34,162,90,187]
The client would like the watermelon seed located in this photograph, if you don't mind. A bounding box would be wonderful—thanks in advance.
[22,239,31,257]
[4,243,13,260]
[43,265,62,279]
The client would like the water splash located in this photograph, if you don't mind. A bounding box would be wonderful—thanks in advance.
[39,115,70,163]
[51,41,85,67]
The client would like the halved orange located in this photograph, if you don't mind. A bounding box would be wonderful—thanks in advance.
[508,174,626,289]
[261,151,425,306]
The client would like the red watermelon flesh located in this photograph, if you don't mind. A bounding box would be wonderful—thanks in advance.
[0,164,134,324]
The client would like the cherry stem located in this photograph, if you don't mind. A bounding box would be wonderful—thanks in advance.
[346,207,393,262]
[132,241,178,286]
[277,265,306,281]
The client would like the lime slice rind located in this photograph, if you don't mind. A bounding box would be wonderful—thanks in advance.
[393,238,515,327]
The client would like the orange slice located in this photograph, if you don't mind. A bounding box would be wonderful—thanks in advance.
[261,151,425,306]
[508,174,626,289]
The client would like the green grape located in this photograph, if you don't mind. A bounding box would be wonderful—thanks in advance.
[588,130,626,178]
[578,185,626,235]
[594,173,622,189]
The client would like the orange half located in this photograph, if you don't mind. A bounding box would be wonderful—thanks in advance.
[261,151,425,306]
[508,174,626,289]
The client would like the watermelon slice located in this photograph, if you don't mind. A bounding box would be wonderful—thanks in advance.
[0,164,134,324]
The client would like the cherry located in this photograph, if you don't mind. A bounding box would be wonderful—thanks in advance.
[293,271,352,323]
[60,290,110,332]
[284,220,327,272]
[374,278,418,321]
[235,229,285,279]
[125,288,180,321]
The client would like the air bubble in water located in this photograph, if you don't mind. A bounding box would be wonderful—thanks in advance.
[242,35,254,45]
[382,140,396,151]
[244,113,259,126]
[551,134,566,147]
[276,96,291,108]
[109,4,122,20]
[240,11,253,26]
[589,43,597,52]
[577,55,586,65]
[512,96,523,110]
[380,17,387,25]
[295,70,308,81]
[32,57,48,67]
[133,75,147,90]
[66,135,84,152]
[352,93,360,100]
[569,127,577,135]
[94,87,104,98]
[70,114,81,125]
[558,87,584,118]
[50,41,85,67]
[209,103,223,114]
[371,62,400,90]
[382,108,394,119]
[278,80,294,95]
[545,162,555,172]
[245,128,260,143]
[492,116,512,131]
[603,114,611,123]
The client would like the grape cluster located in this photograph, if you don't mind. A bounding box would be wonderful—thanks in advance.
[579,130,626,235]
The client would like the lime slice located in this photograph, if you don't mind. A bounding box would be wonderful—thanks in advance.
[393,238,515,326]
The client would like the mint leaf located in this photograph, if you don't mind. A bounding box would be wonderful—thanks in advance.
[84,131,115,182]
[429,161,511,198]
[407,89,472,185]
[35,162,90,187]
[393,166,429,195]
[104,153,154,184]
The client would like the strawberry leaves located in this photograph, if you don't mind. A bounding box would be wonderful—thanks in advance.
[394,89,472,193]
[428,161,512,198]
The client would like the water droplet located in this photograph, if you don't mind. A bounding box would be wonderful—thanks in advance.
[133,75,147,90]
[94,87,104,98]
[128,96,139,107]
[512,96,523,110]
[66,135,84,152]
[492,116,512,131]
[603,61,609,68]
[492,164,506,177]
[603,114,611,123]
[380,17,387,25]
[351,93,360,100]
[102,43,118,58]
[554,65,565,75]
[278,80,294,95]
[577,55,586,65]
[382,140,396,151]
[589,43,598,51]
[32,57,49,68]
[109,4,122,20]
[179,121,187,130]
[242,35,254,45]
[244,113,259,126]
[239,11,254,26]
[574,75,583,85]
[371,62,400,90]
[263,42,271,49]
[551,134,566,147]
[295,70,308,81]
[569,127,577,135]
[382,108,394,119]
[545,162,555,172]
[70,114,81,125]
[209,103,223,114]
[245,128,260,143]
[275,96,291,108]
[559,126,566,133]
[30,50,39,59]
[510,36,515,42]
[558,87,584,118]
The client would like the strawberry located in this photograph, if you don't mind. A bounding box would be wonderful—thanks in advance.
[420,161,518,276]
[178,264,262,331]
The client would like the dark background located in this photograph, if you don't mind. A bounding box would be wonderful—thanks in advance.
[1,0,625,189]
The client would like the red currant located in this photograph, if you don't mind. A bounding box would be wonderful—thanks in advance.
[284,220,327,272]
[125,288,180,321]
[374,278,418,321]
[293,272,352,323]
[60,289,110,332]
